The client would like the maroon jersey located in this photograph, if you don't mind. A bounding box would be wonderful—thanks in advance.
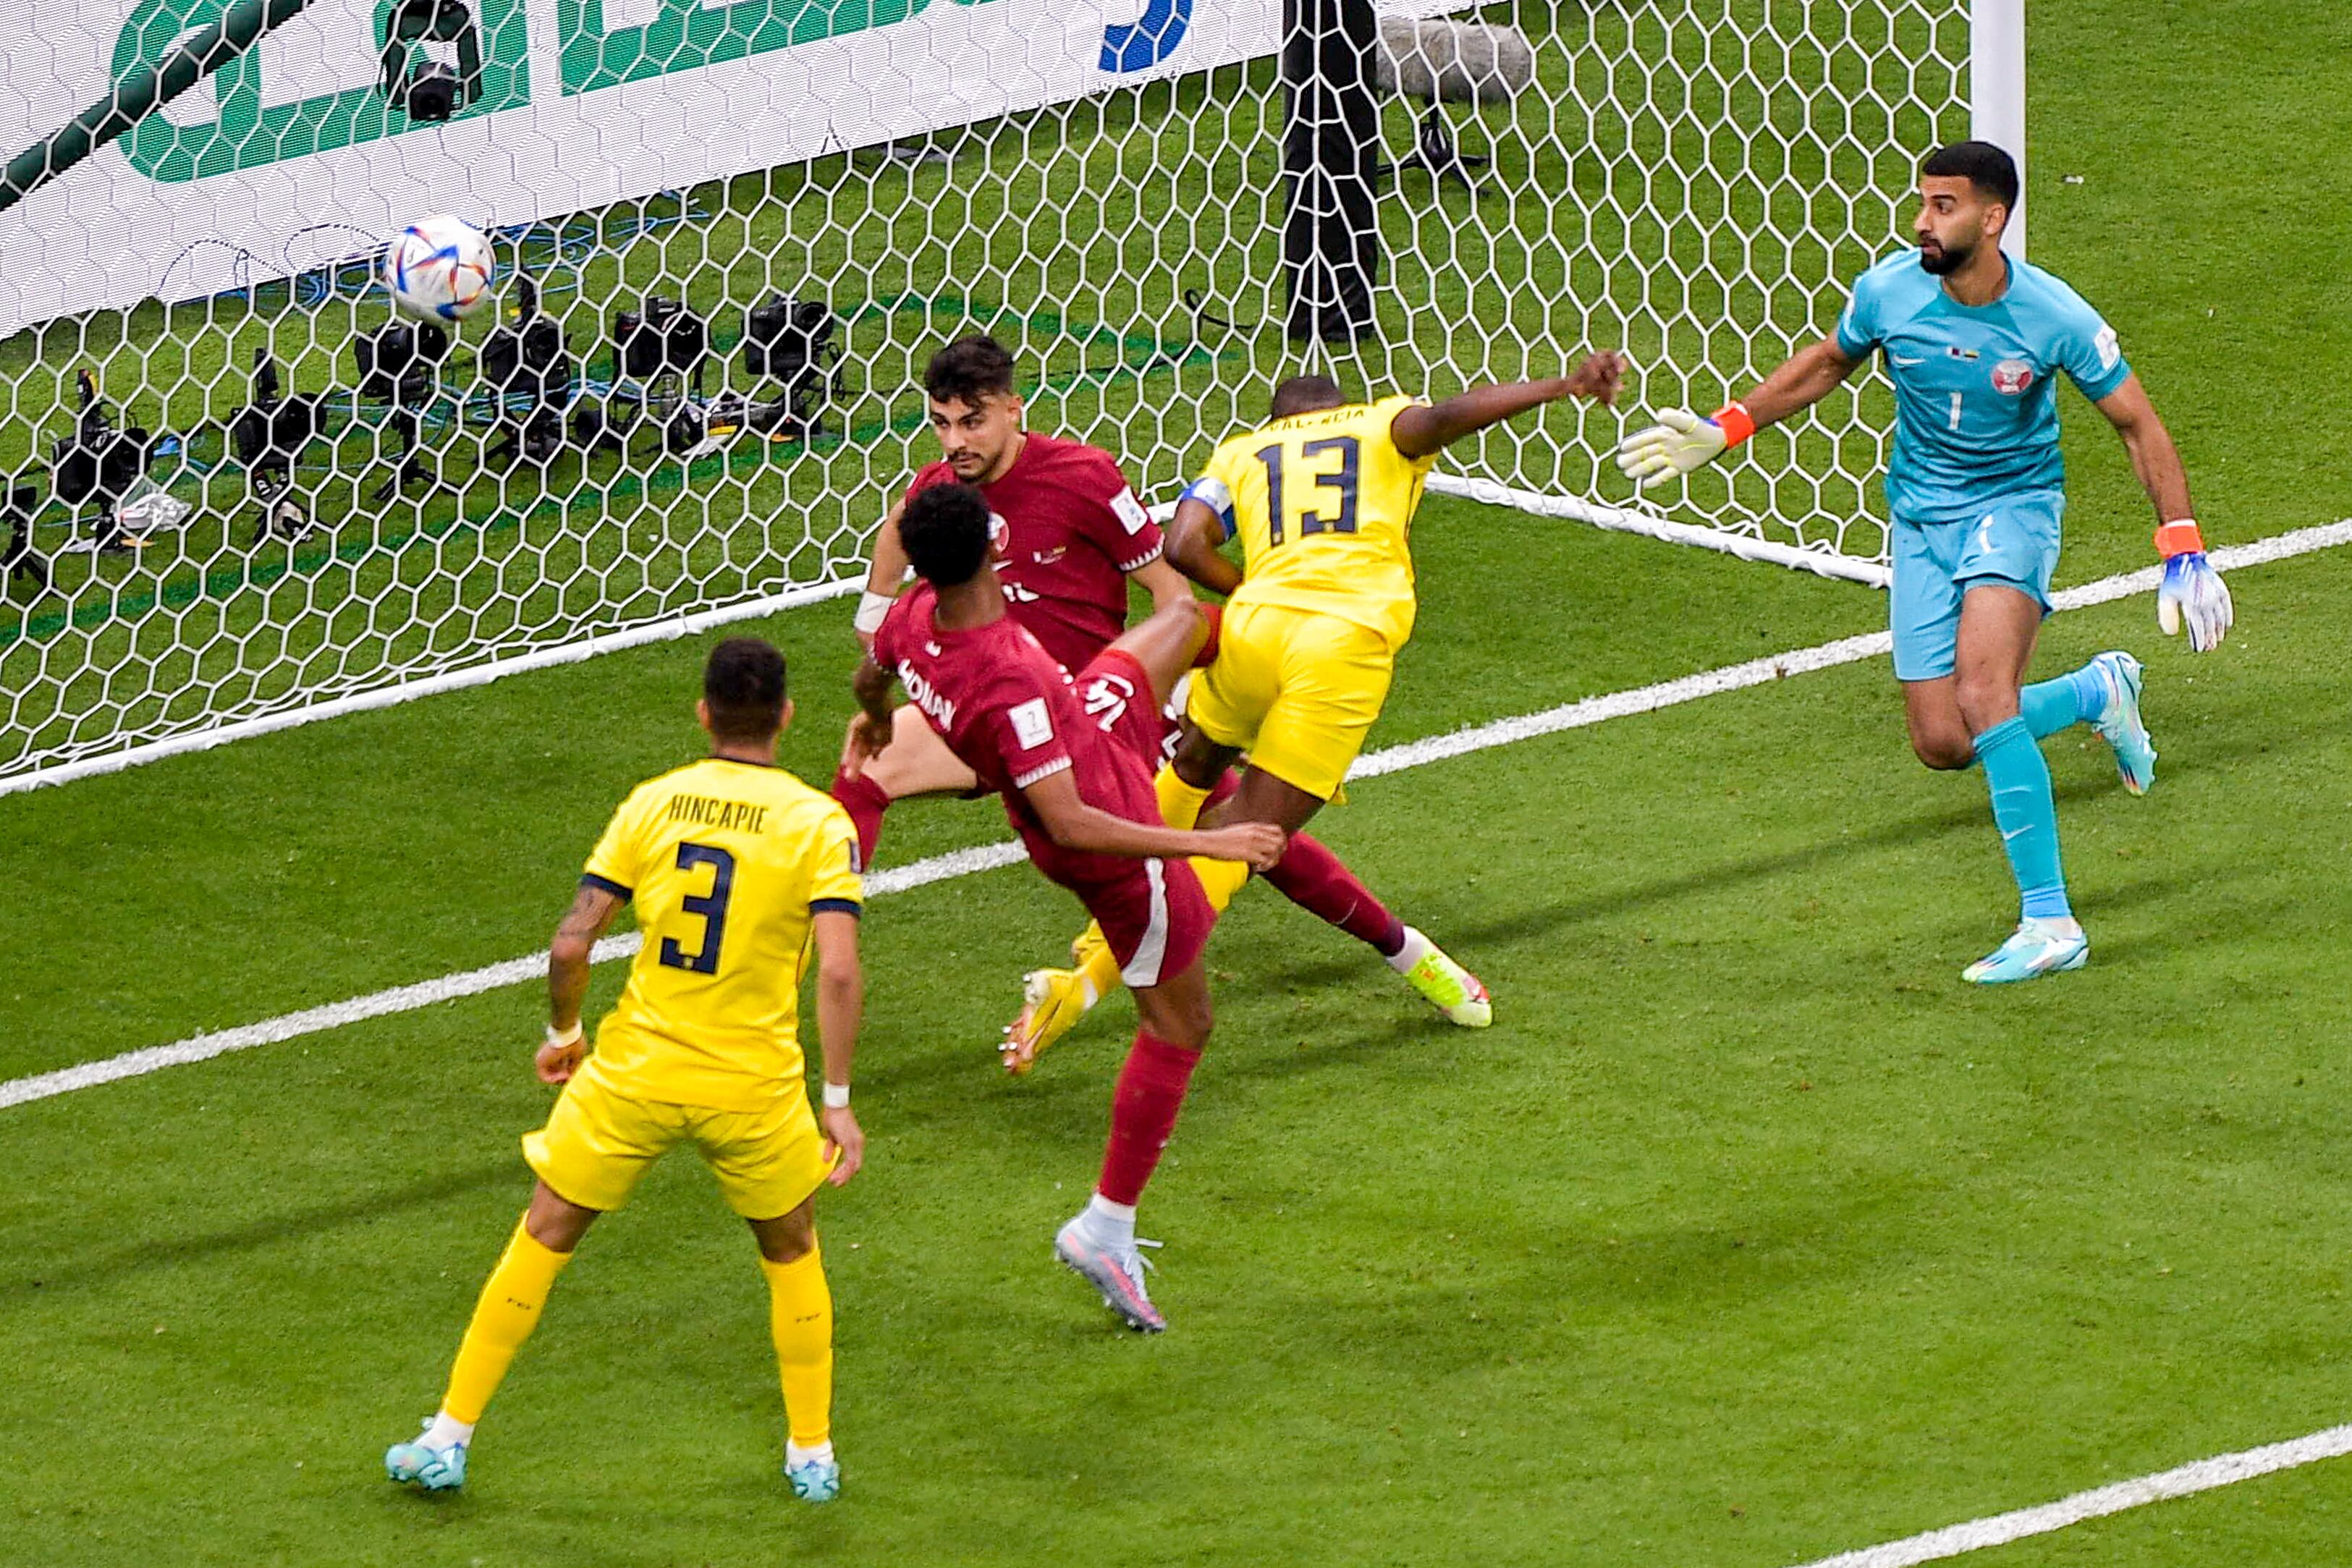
[904,431,1162,674]
[873,585,1165,892]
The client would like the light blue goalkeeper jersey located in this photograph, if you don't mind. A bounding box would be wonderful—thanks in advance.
[1836,250,2133,523]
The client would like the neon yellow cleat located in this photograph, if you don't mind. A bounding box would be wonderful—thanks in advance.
[1395,926,1492,1027]
[1001,966,1099,1077]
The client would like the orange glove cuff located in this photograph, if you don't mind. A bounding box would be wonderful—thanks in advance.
[1711,401,1757,449]
[2153,520,2205,559]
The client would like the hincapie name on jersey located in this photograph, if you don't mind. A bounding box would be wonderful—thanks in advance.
[662,794,771,834]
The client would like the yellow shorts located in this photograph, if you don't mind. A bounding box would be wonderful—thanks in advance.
[1186,600,1395,800]
[523,1066,832,1221]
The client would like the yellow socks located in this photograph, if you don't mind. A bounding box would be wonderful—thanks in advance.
[1188,853,1251,913]
[1154,766,1214,831]
[441,1219,572,1425]
[761,1245,834,1449]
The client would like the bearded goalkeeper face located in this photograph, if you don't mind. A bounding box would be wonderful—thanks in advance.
[1912,173,2007,276]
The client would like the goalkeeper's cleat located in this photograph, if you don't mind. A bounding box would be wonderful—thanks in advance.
[2087,650,2156,796]
[1961,918,2089,986]
[385,1420,468,1491]
[1396,928,1493,1027]
[1001,966,1095,1077]
[785,1455,841,1504]
[1054,1216,1166,1334]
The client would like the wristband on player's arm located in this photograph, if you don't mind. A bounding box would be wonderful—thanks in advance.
[2153,519,2206,559]
[1710,400,1758,449]
[853,590,894,635]
[545,1020,582,1049]
[822,1082,851,1109]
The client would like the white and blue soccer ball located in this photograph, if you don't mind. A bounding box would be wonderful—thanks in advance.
[382,215,495,322]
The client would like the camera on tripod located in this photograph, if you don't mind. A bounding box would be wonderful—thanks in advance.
[575,295,711,459]
[352,318,452,500]
[379,0,482,122]
[740,296,845,441]
[52,369,164,554]
[231,347,326,541]
[481,274,575,466]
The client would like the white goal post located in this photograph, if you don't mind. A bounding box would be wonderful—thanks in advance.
[0,0,2022,792]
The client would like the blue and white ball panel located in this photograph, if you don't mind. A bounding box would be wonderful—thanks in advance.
[1888,489,2066,682]
[1837,250,2131,524]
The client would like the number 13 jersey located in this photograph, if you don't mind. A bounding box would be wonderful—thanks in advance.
[1193,393,1439,652]
[580,757,865,1111]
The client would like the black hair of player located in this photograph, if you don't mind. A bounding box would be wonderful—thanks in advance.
[900,481,993,589]
[1921,140,2019,216]
[703,636,788,741]
[924,336,1018,407]
[1269,374,1346,419]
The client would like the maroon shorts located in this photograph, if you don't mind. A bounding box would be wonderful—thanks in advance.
[1069,649,1215,988]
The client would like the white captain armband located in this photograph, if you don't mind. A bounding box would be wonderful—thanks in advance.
[1179,476,1236,541]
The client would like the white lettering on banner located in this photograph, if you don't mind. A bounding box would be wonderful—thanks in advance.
[0,0,1285,334]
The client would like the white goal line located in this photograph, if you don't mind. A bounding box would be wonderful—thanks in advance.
[5,514,2345,1118]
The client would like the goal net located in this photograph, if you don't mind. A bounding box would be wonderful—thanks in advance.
[0,0,1990,790]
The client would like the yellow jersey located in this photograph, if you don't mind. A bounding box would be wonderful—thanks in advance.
[1198,393,1439,650]
[579,756,863,1111]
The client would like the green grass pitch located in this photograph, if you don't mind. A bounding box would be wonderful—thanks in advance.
[6,3,2352,1565]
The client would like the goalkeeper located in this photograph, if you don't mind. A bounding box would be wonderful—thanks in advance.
[1617,140,2232,984]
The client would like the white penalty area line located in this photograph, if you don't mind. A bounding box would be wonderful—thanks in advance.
[4,515,2348,1119]
[1786,1422,2352,1568]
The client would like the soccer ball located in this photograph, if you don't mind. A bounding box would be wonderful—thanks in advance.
[382,215,495,323]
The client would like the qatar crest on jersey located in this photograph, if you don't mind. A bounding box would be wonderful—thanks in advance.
[1991,359,2035,396]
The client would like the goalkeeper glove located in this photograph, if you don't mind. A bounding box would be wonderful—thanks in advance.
[2153,520,2233,652]
[1615,402,1756,488]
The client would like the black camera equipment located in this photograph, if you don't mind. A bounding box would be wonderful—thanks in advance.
[3,483,49,592]
[739,296,845,440]
[352,318,452,501]
[480,273,574,466]
[378,0,482,122]
[51,369,156,554]
[231,347,326,542]
[575,295,709,459]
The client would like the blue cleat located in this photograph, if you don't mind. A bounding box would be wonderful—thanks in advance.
[786,1456,841,1503]
[1962,918,2089,985]
[385,1420,467,1491]
[2089,650,2155,796]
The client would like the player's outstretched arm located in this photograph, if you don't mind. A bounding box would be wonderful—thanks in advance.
[2094,375,2232,651]
[811,910,865,1185]
[1165,490,1244,596]
[541,881,626,1083]
[1390,352,1628,460]
[1020,768,1286,870]
[853,496,910,648]
[1615,336,1859,488]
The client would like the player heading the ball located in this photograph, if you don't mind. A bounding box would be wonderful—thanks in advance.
[1010,353,1627,1050]
[1616,140,2232,983]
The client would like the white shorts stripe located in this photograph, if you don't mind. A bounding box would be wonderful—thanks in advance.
[1120,857,1172,988]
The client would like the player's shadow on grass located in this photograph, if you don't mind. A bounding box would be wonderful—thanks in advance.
[0,1160,513,1300]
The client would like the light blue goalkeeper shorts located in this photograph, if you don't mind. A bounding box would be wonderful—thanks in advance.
[1889,489,2065,682]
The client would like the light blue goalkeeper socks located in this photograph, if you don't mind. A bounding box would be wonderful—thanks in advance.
[1974,716,2071,920]
[2018,661,2109,739]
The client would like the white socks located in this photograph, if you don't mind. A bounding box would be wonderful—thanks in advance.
[1083,1193,1137,1248]
[1386,925,1434,975]
[422,1412,475,1450]
[787,1439,836,1469]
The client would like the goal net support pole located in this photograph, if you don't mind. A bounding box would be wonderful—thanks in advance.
[1282,0,1383,344]
[1971,0,2028,258]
